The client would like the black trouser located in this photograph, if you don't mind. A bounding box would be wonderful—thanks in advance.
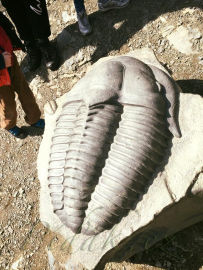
[1,0,51,42]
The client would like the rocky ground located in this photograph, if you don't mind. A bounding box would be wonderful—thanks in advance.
[0,0,202,269]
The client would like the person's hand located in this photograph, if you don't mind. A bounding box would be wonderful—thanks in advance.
[2,52,12,68]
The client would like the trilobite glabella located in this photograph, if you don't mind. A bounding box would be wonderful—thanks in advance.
[47,56,181,235]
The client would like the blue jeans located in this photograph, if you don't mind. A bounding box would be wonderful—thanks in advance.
[74,0,107,13]
[74,0,85,13]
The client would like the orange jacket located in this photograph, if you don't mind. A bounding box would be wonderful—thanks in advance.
[0,25,13,86]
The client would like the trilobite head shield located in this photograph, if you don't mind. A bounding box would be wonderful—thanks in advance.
[48,56,181,235]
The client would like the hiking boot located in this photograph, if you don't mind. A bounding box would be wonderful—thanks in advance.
[8,126,27,139]
[98,0,130,12]
[77,10,92,36]
[24,41,41,71]
[31,119,45,129]
[37,38,60,71]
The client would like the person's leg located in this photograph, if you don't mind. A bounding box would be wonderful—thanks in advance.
[0,84,27,138]
[74,0,85,13]
[11,53,41,125]
[74,0,92,35]
[1,0,34,41]
[26,0,59,70]
[2,0,59,71]
[98,0,130,12]
[26,0,51,39]
[0,88,26,139]
[1,0,41,71]
[0,85,17,130]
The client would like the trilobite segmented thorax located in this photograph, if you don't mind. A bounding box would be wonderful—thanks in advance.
[47,56,181,235]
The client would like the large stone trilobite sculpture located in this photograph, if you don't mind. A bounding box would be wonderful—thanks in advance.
[47,56,181,235]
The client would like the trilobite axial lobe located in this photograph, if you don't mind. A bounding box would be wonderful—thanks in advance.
[47,56,181,235]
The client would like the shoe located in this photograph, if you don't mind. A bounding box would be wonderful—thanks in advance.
[31,119,45,129]
[77,10,92,36]
[8,126,27,139]
[37,38,60,71]
[24,41,41,71]
[98,0,130,12]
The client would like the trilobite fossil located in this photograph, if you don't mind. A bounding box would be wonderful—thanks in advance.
[47,56,181,235]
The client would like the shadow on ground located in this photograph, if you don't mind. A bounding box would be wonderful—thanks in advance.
[130,220,203,270]
[177,79,203,96]
[57,0,202,65]
[20,0,203,82]
[21,126,44,137]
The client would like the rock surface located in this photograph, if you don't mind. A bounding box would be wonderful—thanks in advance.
[166,25,202,54]
[38,51,203,270]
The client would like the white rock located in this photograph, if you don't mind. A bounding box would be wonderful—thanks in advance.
[11,256,23,270]
[62,11,69,23]
[161,25,175,37]
[167,26,201,54]
[62,11,76,23]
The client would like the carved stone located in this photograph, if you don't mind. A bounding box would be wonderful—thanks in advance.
[38,49,203,270]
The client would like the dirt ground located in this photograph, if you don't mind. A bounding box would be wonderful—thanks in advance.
[0,0,202,269]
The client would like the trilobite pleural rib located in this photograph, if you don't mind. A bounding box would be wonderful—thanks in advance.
[48,56,181,235]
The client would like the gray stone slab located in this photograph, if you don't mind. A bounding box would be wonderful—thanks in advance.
[38,49,203,270]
